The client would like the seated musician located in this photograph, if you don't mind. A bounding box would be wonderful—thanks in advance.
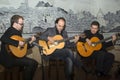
[0,15,38,80]
[39,17,87,80]
[77,21,117,77]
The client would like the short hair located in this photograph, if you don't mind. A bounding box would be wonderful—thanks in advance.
[55,17,66,26]
[10,15,24,27]
[91,21,100,28]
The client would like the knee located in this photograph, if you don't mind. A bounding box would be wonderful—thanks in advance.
[106,53,115,63]
[108,53,115,59]
[110,53,115,60]
[65,58,73,67]
[33,60,38,67]
[29,60,38,68]
[66,49,74,57]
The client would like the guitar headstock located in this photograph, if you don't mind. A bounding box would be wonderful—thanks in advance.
[34,32,42,38]
[80,33,86,38]
[116,33,120,39]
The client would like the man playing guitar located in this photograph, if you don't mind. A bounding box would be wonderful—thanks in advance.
[39,17,87,80]
[77,21,117,77]
[0,15,38,80]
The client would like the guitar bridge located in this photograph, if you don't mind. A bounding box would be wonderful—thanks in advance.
[54,41,58,45]
[91,43,96,47]
[18,46,24,50]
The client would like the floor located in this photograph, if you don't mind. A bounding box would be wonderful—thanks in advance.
[35,60,120,80]
[0,61,120,80]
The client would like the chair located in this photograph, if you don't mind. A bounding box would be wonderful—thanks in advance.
[48,58,65,80]
[0,64,23,80]
[0,64,5,80]
[41,55,65,80]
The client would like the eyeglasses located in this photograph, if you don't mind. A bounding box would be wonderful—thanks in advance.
[57,24,64,27]
[17,23,24,26]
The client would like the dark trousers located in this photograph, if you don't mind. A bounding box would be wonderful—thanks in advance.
[44,48,80,80]
[91,51,114,74]
[2,57,38,80]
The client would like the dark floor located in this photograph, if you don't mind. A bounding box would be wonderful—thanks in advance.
[0,61,120,80]
[33,62,120,80]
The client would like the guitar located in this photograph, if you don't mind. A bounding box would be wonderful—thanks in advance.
[77,33,120,57]
[39,34,85,55]
[8,33,40,58]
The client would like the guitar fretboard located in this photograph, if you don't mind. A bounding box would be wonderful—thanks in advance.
[95,37,112,44]
[56,34,85,43]
[56,37,74,43]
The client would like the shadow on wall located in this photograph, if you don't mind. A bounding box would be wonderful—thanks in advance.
[32,27,46,33]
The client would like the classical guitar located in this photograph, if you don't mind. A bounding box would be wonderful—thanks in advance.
[77,33,120,57]
[39,34,85,55]
[8,33,40,58]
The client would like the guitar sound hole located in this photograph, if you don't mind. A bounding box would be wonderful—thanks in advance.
[20,47,24,50]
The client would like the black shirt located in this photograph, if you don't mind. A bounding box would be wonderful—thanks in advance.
[79,30,114,51]
[0,27,31,67]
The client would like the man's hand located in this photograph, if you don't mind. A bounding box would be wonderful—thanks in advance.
[112,34,117,41]
[73,35,79,43]
[86,38,92,46]
[48,36,54,43]
[29,36,36,44]
[19,41,25,47]
[112,34,117,44]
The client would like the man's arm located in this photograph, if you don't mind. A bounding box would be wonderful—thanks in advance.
[40,28,50,41]
[0,30,19,47]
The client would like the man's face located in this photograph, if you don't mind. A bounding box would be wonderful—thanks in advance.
[90,25,99,34]
[56,19,65,33]
[16,18,24,31]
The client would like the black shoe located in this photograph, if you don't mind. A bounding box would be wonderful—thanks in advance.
[96,72,103,77]
[81,66,91,73]
[66,74,74,80]
[66,75,74,80]
[95,71,110,77]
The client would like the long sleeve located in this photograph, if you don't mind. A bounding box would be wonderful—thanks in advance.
[78,30,90,42]
[0,28,19,47]
[102,40,114,51]
[40,28,50,41]
[62,31,76,48]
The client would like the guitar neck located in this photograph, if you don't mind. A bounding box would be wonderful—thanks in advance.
[24,33,40,43]
[24,38,31,43]
[57,34,85,43]
[57,37,74,43]
[95,36,112,44]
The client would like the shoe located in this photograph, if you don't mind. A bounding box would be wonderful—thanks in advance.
[66,75,74,80]
[81,66,91,73]
[96,72,103,77]
[102,73,111,77]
